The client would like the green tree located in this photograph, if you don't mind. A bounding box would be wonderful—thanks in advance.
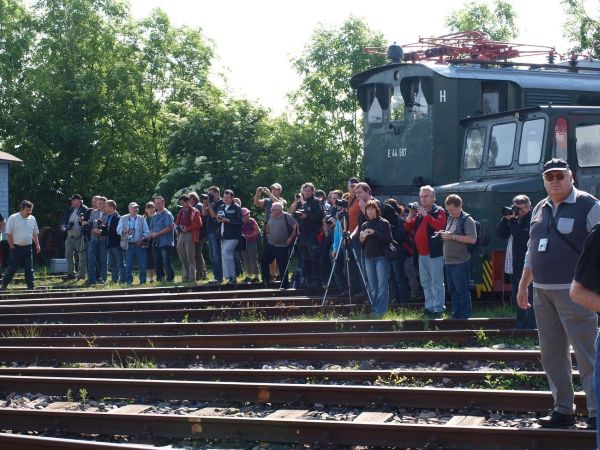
[290,17,386,177]
[445,0,518,41]
[562,0,600,57]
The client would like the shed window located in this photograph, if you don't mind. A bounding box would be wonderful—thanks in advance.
[489,123,516,167]
[518,119,544,165]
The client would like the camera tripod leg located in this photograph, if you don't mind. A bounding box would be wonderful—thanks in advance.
[321,236,345,307]
[279,234,299,290]
[348,242,373,305]
[344,243,352,305]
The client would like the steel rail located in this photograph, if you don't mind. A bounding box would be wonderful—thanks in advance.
[0,375,586,411]
[0,433,155,450]
[0,304,361,324]
[0,329,537,348]
[0,366,571,383]
[0,284,295,300]
[0,346,550,365]
[0,290,320,306]
[0,318,519,337]
[0,409,592,450]
[0,297,335,314]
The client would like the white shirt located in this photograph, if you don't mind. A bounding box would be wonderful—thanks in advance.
[6,212,39,245]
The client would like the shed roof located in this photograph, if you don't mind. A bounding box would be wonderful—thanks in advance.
[0,151,22,163]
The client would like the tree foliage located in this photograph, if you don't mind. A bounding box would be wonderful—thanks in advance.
[445,0,518,41]
[562,0,600,57]
[290,17,386,176]
[2,0,213,225]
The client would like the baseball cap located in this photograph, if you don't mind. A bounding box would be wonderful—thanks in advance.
[348,177,360,184]
[70,194,83,201]
[241,207,250,216]
[128,202,139,209]
[542,158,570,174]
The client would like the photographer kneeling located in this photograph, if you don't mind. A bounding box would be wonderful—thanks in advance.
[289,182,325,288]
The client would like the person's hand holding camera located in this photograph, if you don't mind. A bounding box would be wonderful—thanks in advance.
[417,205,428,217]
[438,230,454,241]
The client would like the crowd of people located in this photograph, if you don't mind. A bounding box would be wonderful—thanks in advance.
[1,158,600,437]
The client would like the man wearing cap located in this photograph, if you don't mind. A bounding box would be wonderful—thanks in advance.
[518,158,600,429]
[117,202,150,284]
[60,194,89,280]
[175,194,202,283]
[254,183,287,279]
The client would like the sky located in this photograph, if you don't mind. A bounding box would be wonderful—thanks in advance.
[129,0,588,115]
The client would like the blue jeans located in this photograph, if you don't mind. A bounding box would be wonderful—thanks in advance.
[446,260,472,319]
[153,245,174,282]
[364,256,390,316]
[207,233,223,281]
[107,246,125,283]
[125,246,147,284]
[418,255,445,313]
[87,239,107,284]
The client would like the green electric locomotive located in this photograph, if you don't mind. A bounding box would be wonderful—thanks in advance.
[351,32,600,296]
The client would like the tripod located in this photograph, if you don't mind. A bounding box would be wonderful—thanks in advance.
[321,214,372,306]
[279,233,300,290]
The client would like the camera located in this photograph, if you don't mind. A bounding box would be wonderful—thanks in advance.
[501,205,519,216]
[325,216,336,225]
[335,198,348,208]
[408,202,419,210]
[293,209,305,219]
[65,221,74,231]
[94,218,103,228]
[175,224,184,232]
[200,193,209,201]
[295,193,302,200]
[140,237,150,248]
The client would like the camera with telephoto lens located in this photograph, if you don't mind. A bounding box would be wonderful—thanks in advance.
[293,209,305,219]
[408,202,419,211]
[501,205,519,216]
[335,198,348,208]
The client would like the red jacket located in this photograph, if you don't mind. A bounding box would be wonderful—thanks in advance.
[404,208,447,256]
[175,207,202,243]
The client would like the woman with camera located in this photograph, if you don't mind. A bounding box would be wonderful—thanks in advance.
[359,200,393,317]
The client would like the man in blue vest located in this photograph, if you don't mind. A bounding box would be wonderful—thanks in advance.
[518,158,600,429]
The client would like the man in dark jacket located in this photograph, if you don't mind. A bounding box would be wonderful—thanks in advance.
[101,200,124,283]
[60,194,90,280]
[290,182,325,288]
[497,194,535,329]
[216,189,243,285]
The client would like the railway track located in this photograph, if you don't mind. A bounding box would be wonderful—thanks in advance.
[0,408,592,450]
[0,317,518,336]
[0,286,592,449]
[0,329,536,347]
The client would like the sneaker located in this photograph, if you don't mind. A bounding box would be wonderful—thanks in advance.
[587,416,597,430]
[538,411,576,428]
[251,277,260,283]
[243,276,253,282]
[227,277,237,285]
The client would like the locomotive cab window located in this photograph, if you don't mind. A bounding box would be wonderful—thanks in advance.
[488,122,516,167]
[463,127,485,169]
[482,92,500,114]
[576,124,600,167]
[518,119,544,165]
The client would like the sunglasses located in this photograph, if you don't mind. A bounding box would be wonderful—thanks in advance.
[543,172,566,181]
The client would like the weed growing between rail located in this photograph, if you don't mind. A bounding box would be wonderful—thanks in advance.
[0,326,41,338]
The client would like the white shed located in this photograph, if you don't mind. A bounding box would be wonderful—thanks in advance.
[0,151,23,219]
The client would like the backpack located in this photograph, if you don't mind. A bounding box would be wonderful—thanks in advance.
[458,213,483,254]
